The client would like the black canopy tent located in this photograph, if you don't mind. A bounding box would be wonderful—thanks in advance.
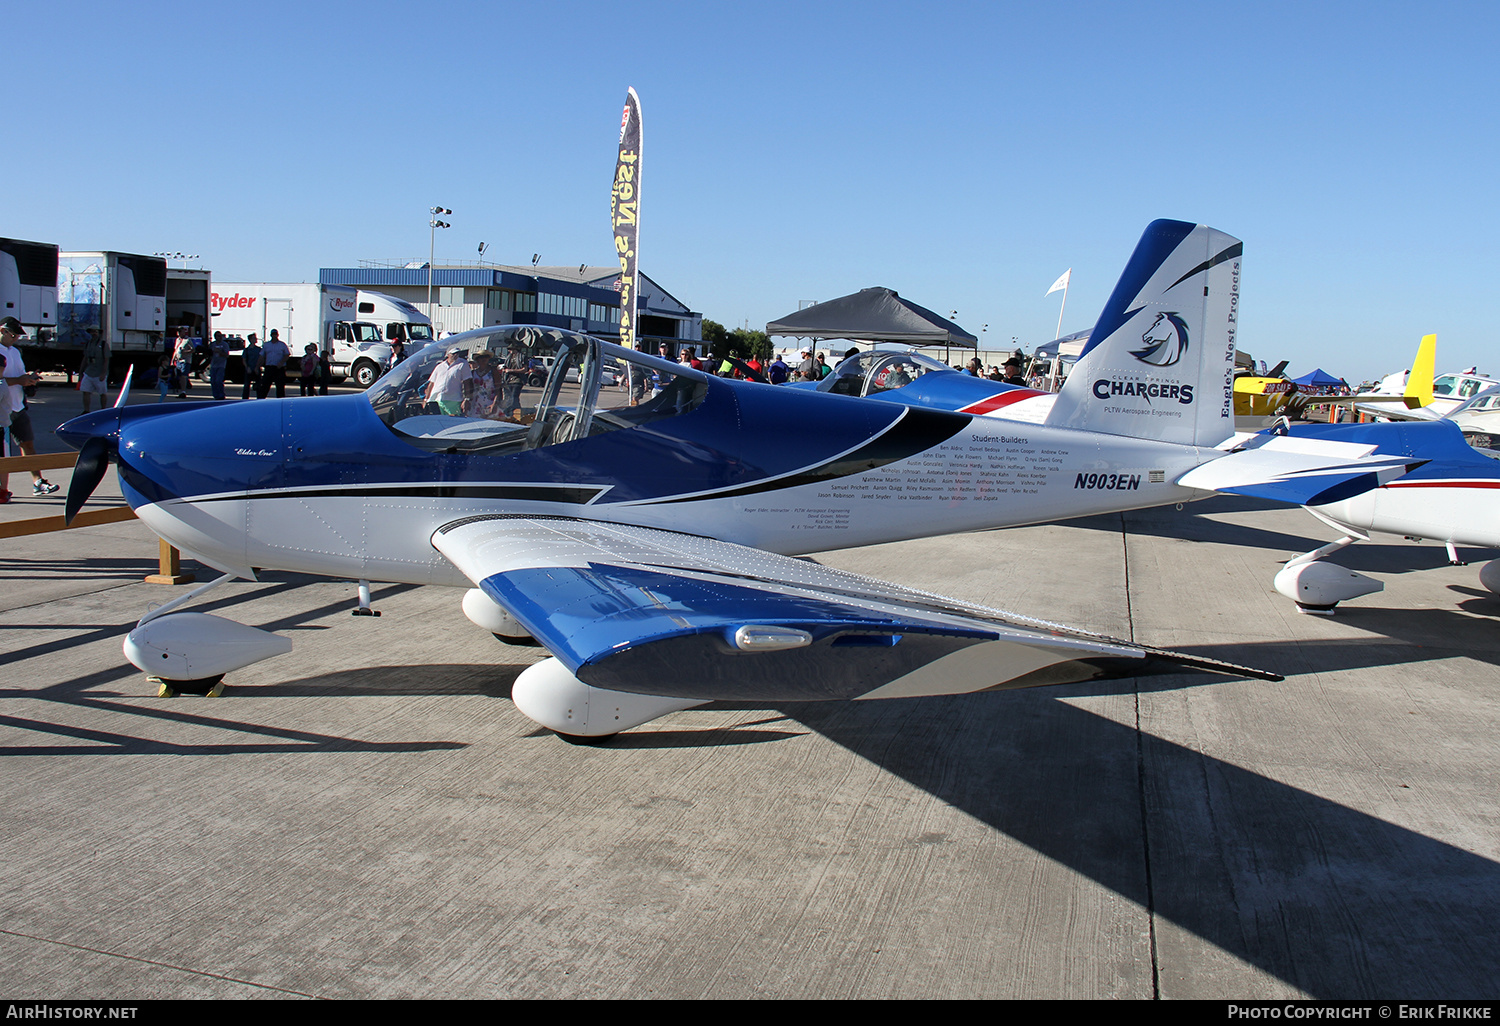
[765,287,978,349]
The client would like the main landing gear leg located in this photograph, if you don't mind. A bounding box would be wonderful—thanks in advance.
[1446,541,1468,566]
[352,579,382,617]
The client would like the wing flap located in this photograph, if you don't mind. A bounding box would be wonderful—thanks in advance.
[433,516,1279,701]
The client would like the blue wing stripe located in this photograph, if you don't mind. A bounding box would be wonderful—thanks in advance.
[479,563,995,700]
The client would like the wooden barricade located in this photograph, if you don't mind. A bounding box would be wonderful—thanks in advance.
[0,451,193,583]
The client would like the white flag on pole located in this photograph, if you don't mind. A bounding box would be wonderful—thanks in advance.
[1045,268,1071,296]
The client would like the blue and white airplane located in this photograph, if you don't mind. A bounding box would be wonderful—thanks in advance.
[61,220,1422,739]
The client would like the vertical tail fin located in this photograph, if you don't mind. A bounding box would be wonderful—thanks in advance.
[1405,333,1436,408]
[1044,220,1242,447]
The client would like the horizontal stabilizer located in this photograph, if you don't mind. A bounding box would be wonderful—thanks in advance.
[1178,433,1423,505]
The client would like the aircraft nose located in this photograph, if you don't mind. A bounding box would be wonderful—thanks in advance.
[56,408,126,525]
[56,408,122,452]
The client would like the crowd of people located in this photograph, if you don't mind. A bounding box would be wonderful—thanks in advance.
[420,342,534,422]
[144,327,432,403]
[414,339,867,425]
[154,327,311,402]
[957,356,1028,386]
[659,344,833,384]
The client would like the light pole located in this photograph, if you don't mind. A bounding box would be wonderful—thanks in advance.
[153,251,199,268]
[427,206,451,321]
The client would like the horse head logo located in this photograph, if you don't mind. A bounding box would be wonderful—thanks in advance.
[1131,312,1189,367]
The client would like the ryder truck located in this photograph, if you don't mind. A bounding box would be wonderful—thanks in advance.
[210,283,392,387]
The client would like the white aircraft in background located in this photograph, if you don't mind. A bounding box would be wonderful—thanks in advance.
[64,220,1440,739]
[1447,385,1500,449]
[1353,334,1500,422]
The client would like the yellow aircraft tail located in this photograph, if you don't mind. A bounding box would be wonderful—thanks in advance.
[1405,333,1436,408]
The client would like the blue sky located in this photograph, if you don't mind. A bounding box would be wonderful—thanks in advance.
[9,1,1497,380]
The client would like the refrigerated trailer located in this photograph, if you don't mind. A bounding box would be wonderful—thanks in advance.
[0,237,59,338]
[49,251,170,376]
[48,253,212,378]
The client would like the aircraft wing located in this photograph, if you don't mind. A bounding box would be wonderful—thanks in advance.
[1349,396,1438,422]
[432,516,1279,702]
[1179,433,1425,505]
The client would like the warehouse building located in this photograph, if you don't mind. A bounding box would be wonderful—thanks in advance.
[318,263,701,346]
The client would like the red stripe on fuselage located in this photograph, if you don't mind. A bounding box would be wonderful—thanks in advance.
[960,389,1048,415]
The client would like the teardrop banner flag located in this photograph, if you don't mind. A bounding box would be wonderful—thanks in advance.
[611,88,642,353]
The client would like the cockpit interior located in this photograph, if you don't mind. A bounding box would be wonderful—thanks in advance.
[367,325,708,455]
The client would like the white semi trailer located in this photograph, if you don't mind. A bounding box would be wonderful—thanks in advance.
[42,251,173,376]
[0,237,59,338]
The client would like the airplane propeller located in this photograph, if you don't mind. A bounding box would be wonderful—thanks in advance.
[61,365,132,526]
[113,364,134,409]
[64,435,114,526]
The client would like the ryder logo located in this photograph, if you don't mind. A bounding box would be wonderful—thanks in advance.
[211,293,257,312]
[1131,311,1189,367]
[329,297,354,312]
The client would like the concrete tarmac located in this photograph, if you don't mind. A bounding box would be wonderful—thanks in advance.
[2,383,1498,999]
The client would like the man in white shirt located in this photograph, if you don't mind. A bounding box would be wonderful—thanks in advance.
[0,317,59,496]
[424,345,472,415]
[258,330,291,399]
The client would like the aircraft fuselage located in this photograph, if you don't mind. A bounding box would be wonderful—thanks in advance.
[105,388,1211,586]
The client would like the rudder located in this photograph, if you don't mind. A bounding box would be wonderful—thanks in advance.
[1044,219,1242,447]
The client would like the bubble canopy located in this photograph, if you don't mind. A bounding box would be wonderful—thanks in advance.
[366,325,709,454]
[816,349,952,398]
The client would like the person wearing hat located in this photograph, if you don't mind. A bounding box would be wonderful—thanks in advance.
[466,349,498,418]
[424,344,471,415]
[299,344,319,397]
[796,348,817,381]
[257,329,290,399]
[0,317,59,496]
[1001,358,1026,386]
